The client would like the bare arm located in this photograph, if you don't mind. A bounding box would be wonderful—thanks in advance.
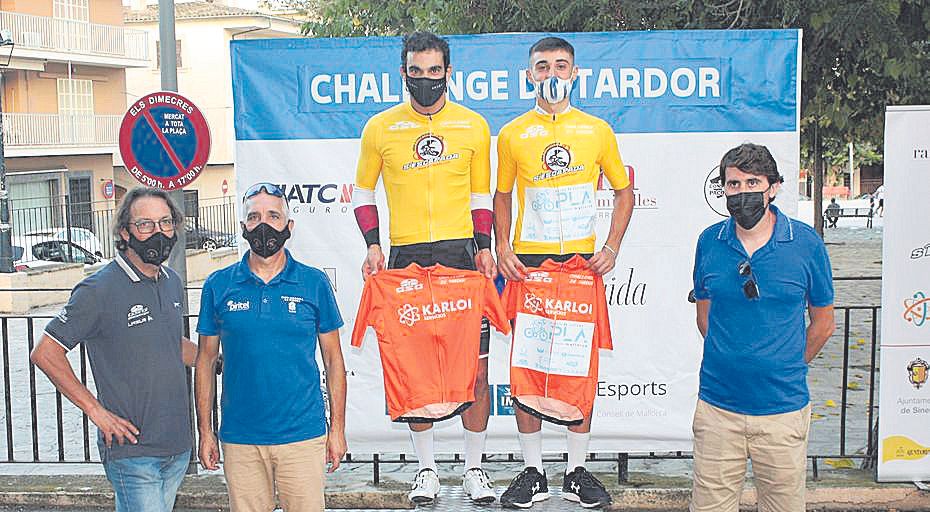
[493,190,526,281]
[696,299,710,338]
[30,335,138,446]
[319,329,347,472]
[181,336,197,367]
[805,305,835,363]
[589,186,635,275]
[194,334,221,470]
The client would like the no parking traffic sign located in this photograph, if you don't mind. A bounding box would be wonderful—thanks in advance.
[119,91,211,189]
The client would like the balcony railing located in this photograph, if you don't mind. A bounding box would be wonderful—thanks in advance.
[2,113,121,148]
[0,10,148,61]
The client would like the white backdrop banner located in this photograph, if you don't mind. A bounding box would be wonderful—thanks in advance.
[877,105,930,482]
[231,30,801,454]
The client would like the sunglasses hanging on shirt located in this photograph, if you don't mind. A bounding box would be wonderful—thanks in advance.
[738,260,760,300]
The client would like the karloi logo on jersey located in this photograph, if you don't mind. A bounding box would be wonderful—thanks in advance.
[535,143,583,181]
[524,293,543,313]
[397,298,473,325]
[525,293,593,317]
[396,278,424,294]
[402,133,460,170]
[397,303,422,326]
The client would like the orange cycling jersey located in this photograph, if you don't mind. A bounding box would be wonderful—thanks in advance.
[352,264,510,422]
[501,255,613,425]
[354,101,492,246]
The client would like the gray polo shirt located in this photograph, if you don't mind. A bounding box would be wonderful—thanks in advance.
[44,252,191,461]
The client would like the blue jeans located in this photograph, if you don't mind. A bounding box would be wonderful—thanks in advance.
[103,450,191,512]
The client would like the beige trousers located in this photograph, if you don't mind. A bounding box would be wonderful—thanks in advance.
[690,399,811,512]
[223,435,326,512]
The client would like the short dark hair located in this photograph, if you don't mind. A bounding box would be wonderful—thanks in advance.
[718,143,784,186]
[529,37,575,59]
[401,31,449,69]
[112,187,183,241]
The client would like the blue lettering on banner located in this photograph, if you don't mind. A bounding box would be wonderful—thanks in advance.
[232,30,798,140]
[495,384,515,416]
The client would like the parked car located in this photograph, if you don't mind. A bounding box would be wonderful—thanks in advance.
[24,227,104,257]
[185,223,235,251]
[12,236,104,271]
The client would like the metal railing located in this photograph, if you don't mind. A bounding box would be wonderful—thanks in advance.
[2,113,121,148]
[0,301,883,483]
[9,195,237,264]
[0,10,148,61]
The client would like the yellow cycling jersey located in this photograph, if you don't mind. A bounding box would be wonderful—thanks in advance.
[497,107,630,255]
[355,101,491,246]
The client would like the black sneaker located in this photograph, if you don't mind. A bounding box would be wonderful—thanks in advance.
[500,466,550,508]
[561,466,612,508]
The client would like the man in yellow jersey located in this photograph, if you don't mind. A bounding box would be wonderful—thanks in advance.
[352,31,497,505]
[494,36,634,509]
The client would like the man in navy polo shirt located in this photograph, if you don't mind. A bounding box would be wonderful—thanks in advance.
[31,188,197,512]
[690,143,836,512]
[195,183,347,512]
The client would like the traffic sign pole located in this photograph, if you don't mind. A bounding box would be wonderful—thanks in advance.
[158,0,188,296]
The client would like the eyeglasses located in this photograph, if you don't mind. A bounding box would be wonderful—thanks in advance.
[738,260,760,300]
[243,182,285,200]
[131,218,176,234]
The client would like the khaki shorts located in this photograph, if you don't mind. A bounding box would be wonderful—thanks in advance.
[690,399,811,512]
[223,435,326,512]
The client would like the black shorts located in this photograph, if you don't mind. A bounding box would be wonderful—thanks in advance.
[389,239,490,357]
[516,252,593,268]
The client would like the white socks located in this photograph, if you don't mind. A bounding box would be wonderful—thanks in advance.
[463,429,486,470]
[414,428,586,474]
[518,431,544,471]
[410,429,437,471]
[566,431,590,474]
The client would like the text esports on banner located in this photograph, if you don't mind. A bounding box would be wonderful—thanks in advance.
[119,91,211,190]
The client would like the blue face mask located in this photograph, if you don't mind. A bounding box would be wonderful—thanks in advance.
[535,75,573,104]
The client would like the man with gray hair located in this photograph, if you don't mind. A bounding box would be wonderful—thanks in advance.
[196,182,347,512]
[31,187,197,512]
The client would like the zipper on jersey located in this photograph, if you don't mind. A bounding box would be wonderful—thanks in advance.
[551,113,566,255]
[542,260,566,400]
[426,267,445,402]
[427,113,434,242]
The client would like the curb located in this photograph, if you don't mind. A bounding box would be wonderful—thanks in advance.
[605,486,930,511]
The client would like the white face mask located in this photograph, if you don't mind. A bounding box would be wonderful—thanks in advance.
[535,75,573,104]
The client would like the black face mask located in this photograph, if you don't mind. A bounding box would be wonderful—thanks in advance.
[726,189,770,230]
[406,76,446,108]
[127,232,177,266]
[243,222,290,258]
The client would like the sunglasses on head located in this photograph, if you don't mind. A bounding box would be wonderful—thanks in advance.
[738,260,760,300]
[243,182,285,200]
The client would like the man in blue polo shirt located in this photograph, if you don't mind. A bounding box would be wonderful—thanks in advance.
[690,143,835,512]
[31,188,197,512]
[195,183,347,512]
